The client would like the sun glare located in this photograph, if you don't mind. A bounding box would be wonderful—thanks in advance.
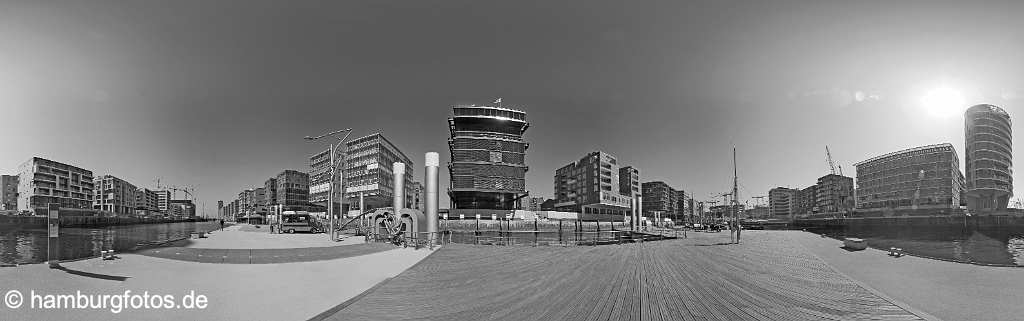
[920,87,966,118]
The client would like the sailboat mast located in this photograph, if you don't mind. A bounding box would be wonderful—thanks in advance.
[733,147,739,223]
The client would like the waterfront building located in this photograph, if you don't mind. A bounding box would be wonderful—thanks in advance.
[228,199,239,222]
[264,177,278,206]
[341,133,416,211]
[553,151,633,219]
[134,188,160,214]
[796,186,816,215]
[448,105,529,212]
[524,196,547,211]
[155,190,172,212]
[675,190,691,221]
[308,149,333,207]
[769,187,799,217]
[410,181,423,210]
[642,181,677,219]
[964,104,1013,212]
[814,174,855,213]
[237,188,256,218]
[92,175,138,216]
[169,200,196,218]
[710,204,745,219]
[745,205,769,218]
[17,157,94,211]
[276,170,311,211]
[1,175,17,210]
[854,143,964,210]
[540,199,556,211]
[619,166,641,197]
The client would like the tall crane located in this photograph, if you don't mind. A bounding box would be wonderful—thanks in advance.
[826,146,844,176]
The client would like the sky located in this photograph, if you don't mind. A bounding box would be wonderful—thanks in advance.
[3,0,1024,215]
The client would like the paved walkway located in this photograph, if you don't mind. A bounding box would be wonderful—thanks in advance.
[1,247,434,321]
[188,224,363,249]
[134,242,395,264]
[793,230,1024,321]
[126,224,391,264]
[322,231,928,321]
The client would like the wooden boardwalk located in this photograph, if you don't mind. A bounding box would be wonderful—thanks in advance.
[321,233,926,321]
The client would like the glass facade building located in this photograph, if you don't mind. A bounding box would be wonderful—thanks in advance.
[341,133,415,211]
[854,144,964,210]
[964,104,1013,212]
[448,106,529,210]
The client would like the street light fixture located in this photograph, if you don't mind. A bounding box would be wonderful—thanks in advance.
[304,128,353,242]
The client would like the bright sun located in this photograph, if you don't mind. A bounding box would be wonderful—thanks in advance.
[920,87,966,118]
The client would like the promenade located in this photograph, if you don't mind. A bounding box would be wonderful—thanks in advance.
[0,225,433,321]
[5,227,1020,320]
[794,231,1024,321]
[320,230,931,321]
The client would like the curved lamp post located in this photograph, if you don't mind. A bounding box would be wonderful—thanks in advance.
[305,128,353,242]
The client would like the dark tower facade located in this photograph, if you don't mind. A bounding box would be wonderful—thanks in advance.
[448,105,529,210]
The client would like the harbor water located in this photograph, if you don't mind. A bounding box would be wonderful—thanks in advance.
[1,221,221,265]
[808,225,1024,266]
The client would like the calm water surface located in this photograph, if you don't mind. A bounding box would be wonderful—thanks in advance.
[809,225,1024,266]
[0,221,220,265]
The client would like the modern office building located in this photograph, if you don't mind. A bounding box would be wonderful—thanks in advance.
[17,157,94,211]
[308,149,333,206]
[134,188,160,213]
[524,196,547,211]
[169,200,196,218]
[92,175,138,215]
[964,104,1013,212]
[710,204,745,219]
[448,105,530,211]
[814,174,855,213]
[642,181,677,219]
[1,175,17,210]
[619,166,641,197]
[796,186,816,215]
[237,189,256,216]
[745,206,769,218]
[854,143,964,210]
[276,170,311,210]
[155,190,172,212]
[769,187,799,217]
[553,151,633,218]
[341,133,416,211]
[675,190,691,221]
[264,177,278,207]
[410,181,423,210]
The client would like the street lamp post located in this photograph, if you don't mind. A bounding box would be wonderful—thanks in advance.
[305,128,353,242]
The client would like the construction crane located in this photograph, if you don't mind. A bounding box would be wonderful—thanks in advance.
[826,146,844,176]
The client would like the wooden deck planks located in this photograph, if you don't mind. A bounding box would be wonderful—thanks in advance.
[322,232,926,321]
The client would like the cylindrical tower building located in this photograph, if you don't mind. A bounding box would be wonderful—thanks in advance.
[448,105,529,211]
[964,104,1013,212]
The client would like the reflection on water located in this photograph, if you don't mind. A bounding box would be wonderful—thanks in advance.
[1,222,219,265]
[1009,237,1024,266]
[811,225,1024,266]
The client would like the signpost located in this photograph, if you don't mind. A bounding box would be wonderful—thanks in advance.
[47,204,60,268]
